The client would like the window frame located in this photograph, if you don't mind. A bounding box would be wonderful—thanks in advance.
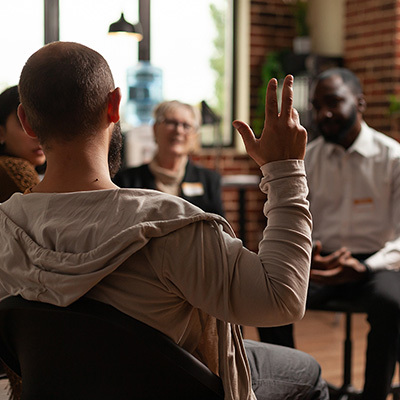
[44,0,244,149]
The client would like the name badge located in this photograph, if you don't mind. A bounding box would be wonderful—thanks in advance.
[181,182,204,197]
[353,197,373,205]
[353,197,374,213]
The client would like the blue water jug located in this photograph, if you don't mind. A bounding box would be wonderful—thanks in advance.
[125,62,163,126]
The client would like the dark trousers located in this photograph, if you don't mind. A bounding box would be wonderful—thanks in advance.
[258,270,400,400]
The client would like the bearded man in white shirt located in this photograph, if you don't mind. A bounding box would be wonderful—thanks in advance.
[259,67,400,400]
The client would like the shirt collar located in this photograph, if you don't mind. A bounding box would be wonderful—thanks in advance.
[349,122,380,157]
[324,122,379,158]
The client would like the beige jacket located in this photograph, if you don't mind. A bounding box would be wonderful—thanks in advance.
[0,160,312,400]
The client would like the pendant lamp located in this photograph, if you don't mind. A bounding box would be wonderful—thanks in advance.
[108,12,143,41]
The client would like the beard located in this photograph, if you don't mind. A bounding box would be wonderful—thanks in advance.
[108,121,122,178]
[319,105,358,145]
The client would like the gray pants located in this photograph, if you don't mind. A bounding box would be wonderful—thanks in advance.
[245,340,329,399]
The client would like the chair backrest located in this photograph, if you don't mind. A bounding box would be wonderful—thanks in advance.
[0,296,224,400]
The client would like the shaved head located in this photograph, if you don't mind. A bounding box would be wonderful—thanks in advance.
[18,42,115,146]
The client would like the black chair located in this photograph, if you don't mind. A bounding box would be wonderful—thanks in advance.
[0,361,6,380]
[308,299,400,400]
[0,296,224,400]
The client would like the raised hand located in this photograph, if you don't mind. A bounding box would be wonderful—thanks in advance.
[233,75,307,166]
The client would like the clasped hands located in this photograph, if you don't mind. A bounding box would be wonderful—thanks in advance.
[310,241,368,285]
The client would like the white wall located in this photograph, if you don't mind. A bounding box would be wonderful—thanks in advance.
[308,0,345,57]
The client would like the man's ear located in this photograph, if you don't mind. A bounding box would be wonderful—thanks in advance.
[357,94,366,114]
[17,104,37,138]
[107,88,121,123]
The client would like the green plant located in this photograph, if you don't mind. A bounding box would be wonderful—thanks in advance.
[252,51,286,136]
[388,94,400,116]
[293,0,309,37]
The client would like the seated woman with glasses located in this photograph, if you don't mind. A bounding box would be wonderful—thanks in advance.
[114,100,224,215]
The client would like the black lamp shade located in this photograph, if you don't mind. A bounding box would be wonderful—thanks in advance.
[108,13,143,41]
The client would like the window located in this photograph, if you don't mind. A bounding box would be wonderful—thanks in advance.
[61,0,235,147]
[1,0,235,149]
[151,0,234,146]
[0,0,44,91]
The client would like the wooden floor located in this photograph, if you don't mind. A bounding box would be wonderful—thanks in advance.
[244,310,400,399]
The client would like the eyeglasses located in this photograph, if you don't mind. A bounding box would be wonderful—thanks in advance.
[161,118,196,133]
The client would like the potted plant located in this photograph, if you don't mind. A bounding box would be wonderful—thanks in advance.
[292,0,311,54]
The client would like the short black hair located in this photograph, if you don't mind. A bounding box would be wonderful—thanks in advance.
[315,68,363,95]
[19,42,115,145]
[0,86,19,127]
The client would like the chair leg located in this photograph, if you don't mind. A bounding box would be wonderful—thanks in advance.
[344,312,352,386]
[328,387,362,400]
[393,391,400,400]
[341,315,400,400]
[341,312,362,397]
[326,312,362,400]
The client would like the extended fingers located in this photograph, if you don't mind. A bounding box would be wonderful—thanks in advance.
[280,75,294,119]
[265,78,278,122]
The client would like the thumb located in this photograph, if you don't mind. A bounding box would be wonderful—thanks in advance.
[313,240,322,256]
[233,120,256,150]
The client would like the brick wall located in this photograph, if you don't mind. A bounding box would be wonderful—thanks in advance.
[194,0,400,251]
[191,150,265,252]
[248,0,400,140]
[344,0,400,139]
[196,0,400,248]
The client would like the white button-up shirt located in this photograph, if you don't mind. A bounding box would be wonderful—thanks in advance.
[305,122,400,271]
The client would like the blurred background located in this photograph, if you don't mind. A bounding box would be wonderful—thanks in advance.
[1,0,397,251]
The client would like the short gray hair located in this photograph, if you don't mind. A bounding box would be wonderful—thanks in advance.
[153,100,201,130]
